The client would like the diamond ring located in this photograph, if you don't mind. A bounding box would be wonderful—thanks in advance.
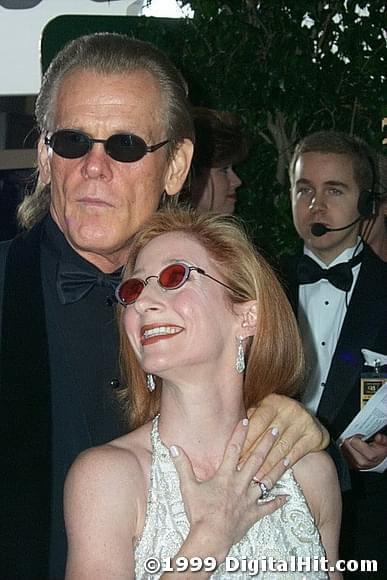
[251,478,270,500]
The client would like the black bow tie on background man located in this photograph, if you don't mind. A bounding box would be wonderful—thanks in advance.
[297,250,364,292]
[56,262,123,305]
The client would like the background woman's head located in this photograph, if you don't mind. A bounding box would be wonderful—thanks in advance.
[118,208,303,427]
[187,108,249,214]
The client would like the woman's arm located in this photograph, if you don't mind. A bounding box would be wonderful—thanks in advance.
[293,451,342,580]
[64,445,143,579]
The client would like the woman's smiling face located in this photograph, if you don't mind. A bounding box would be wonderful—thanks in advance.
[123,232,241,379]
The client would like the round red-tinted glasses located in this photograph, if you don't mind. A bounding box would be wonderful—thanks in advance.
[115,262,236,306]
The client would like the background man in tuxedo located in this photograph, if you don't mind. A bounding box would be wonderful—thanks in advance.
[0,33,327,579]
[285,130,387,578]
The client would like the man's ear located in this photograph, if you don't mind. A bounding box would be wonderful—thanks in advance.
[165,139,194,197]
[37,135,52,185]
[233,301,258,338]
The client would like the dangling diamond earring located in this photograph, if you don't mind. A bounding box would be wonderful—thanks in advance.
[235,336,245,374]
[146,373,156,392]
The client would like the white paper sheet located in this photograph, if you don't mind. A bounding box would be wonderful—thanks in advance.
[338,382,387,444]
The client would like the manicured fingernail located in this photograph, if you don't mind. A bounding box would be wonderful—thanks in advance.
[283,457,290,467]
[271,426,279,437]
[170,445,179,458]
[242,418,249,426]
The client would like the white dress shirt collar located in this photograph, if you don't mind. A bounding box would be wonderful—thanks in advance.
[303,237,363,267]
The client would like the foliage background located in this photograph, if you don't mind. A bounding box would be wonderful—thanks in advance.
[43,1,386,259]
[170,0,386,259]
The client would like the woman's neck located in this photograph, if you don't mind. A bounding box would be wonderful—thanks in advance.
[157,376,245,480]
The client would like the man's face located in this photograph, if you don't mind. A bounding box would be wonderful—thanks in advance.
[38,68,192,271]
[290,152,361,264]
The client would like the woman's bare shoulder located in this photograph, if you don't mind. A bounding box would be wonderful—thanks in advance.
[64,421,154,546]
[293,449,336,477]
[292,451,338,495]
[66,421,153,501]
[292,451,340,525]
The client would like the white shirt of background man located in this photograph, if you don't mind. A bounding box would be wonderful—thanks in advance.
[298,240,363,414]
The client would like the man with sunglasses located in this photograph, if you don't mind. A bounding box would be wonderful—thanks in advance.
[0,33,327,579]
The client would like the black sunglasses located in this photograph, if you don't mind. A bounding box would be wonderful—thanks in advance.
[44,129,169,163]
[116,262,236,307]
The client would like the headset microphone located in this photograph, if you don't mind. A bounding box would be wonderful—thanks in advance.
[311,217,362,237]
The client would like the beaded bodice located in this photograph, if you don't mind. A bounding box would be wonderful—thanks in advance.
[134,417,327,579]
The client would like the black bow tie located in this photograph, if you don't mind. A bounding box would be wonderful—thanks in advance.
[297,251,363,292]
[56,262,123,305]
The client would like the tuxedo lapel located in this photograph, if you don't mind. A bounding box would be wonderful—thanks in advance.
[317,248,387,434]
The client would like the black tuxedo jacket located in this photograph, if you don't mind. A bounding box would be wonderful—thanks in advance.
[0,221,124,579]
[281,244,387,505]
[282,245,387,441]
[281,245,387,575]
[0,224,51,579]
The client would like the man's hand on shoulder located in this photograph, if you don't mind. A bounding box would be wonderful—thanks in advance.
[241,394,329,483]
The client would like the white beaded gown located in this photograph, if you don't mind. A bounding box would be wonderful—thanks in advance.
[134,417,328,579]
